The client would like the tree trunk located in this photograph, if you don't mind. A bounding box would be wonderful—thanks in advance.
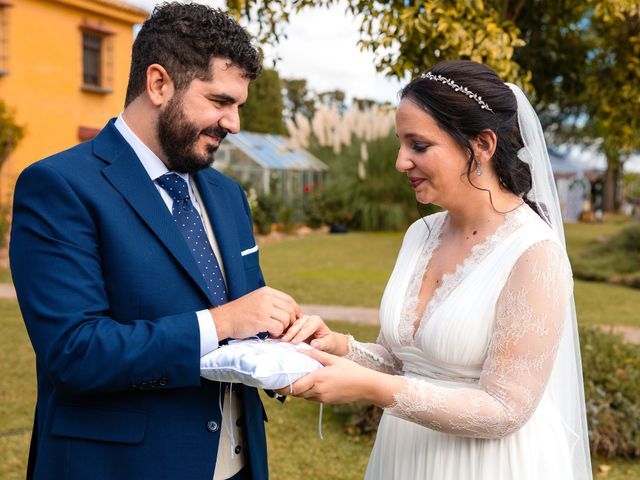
[603,155,622,212]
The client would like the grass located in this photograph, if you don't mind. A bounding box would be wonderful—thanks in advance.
[0,267,11,284]
[4,311,635,479]
[0,299,35,480]
[574,280,640,327]
[570,224,640,288]
[259,221,640,329]
[260,232,402,308]
[2,218,638,478]
[563,221,629,256]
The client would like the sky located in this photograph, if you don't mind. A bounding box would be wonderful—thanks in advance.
[125,0,404,104]
[124,0,640,172]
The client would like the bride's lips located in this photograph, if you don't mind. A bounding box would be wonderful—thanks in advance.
[408,176,426,188]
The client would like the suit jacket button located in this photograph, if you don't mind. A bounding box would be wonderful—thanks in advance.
[207,420,219,433]
[234,445,242,455]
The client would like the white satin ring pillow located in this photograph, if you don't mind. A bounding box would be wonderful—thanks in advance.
[200,338,323,389]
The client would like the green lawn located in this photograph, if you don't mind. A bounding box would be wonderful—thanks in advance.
[1,307,636,479]
[260,222,640,328]
[574,279,640,327]
[0,266,11,284]
[563,221,629,256]
[260,232,402,308]
[0,299,36,480]
[1,219,638,478]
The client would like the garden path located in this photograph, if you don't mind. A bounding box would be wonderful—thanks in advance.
[298,304,640,343]
[0,284,637,343]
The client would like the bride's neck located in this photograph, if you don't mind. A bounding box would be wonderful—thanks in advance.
[445,192,522,238]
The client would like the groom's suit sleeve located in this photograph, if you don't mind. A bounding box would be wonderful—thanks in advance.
[10,161,202,395]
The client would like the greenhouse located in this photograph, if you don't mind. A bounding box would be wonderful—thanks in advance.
[214,131,328,202]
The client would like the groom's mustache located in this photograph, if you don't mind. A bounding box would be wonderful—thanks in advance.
[201,126,228,142]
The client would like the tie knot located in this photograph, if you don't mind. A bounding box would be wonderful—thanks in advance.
[156,173,190,202]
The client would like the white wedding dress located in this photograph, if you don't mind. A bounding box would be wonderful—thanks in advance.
[347,204,583,480]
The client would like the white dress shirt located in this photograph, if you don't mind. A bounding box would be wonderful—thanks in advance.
[114,115,246,479]
[114,115,221,355]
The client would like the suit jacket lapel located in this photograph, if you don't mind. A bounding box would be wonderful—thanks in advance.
[193,172,247,300]
[95,121,214,304]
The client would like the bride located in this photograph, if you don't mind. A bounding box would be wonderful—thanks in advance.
[279,60,592,479]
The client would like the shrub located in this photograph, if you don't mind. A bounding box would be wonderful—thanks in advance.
[0,205,10,248]
[581,326,640,458]
[252,193,280,235]
[301,191,325,229]
[340,326,640,460]
[309,132,424,231]
[572,224,640,288]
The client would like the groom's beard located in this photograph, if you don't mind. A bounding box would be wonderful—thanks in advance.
[157,94,228,174]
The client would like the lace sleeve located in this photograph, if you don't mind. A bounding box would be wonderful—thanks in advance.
[345,332,403,375]
[388,240,571,439]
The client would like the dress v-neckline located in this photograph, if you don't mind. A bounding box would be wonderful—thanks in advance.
[400,205,528,345]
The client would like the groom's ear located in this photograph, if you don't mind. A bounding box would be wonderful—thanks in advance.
[472,130,497,162]
[146,64,175,107]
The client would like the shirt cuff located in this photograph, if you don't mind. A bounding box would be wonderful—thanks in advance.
[196,309,219,356]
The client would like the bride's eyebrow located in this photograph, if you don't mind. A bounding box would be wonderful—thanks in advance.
[403,132,433,143]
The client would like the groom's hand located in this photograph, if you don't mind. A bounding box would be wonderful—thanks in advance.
[210,286,301,340]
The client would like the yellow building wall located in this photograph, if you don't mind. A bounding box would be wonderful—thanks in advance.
[0,0,148,203]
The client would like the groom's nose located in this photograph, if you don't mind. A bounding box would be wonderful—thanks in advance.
[219,109,240,134]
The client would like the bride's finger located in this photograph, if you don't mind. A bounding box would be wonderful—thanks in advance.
[302,348,337,366]
[288,374,315,396]
[287,319,321,345]
[281,316,308,342]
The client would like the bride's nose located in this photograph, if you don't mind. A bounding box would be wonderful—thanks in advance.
[395,149,414,173]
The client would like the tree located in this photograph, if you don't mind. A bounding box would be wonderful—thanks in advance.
[226,0,640,212]
[0,99,24,246]
[0,100,23,172]
[239,68,287,134]
[515,1,640,211]
[282,78,316,120]
[317,89,346,112]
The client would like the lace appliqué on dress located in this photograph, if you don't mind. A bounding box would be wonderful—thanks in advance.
[400,207,529,345]
[345,333,402,375]
[388,240,571,439]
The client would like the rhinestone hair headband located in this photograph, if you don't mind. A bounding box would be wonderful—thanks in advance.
[422,72,494,113]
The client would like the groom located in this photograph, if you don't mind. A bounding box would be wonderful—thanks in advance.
[9,3,300,479]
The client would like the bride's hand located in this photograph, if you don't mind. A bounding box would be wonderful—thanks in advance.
[280,314,348,356]
[274,349,372,404]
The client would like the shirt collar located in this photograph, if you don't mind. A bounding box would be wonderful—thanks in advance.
[114,114,190,184]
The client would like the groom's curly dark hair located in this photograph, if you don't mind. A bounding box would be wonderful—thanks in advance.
[124,1,262,106]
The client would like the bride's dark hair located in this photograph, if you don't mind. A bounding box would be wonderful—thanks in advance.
[401,60,542,218]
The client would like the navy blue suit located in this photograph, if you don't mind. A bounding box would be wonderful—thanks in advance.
[10,120,269,479]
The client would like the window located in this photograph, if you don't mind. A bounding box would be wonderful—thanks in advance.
[82,32,102,86]
[0,1,11,76]
[80,20,114,93]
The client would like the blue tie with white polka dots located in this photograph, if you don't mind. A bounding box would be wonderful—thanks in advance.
[156,173,228,306]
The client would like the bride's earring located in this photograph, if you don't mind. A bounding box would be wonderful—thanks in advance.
[476,158,482,176]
